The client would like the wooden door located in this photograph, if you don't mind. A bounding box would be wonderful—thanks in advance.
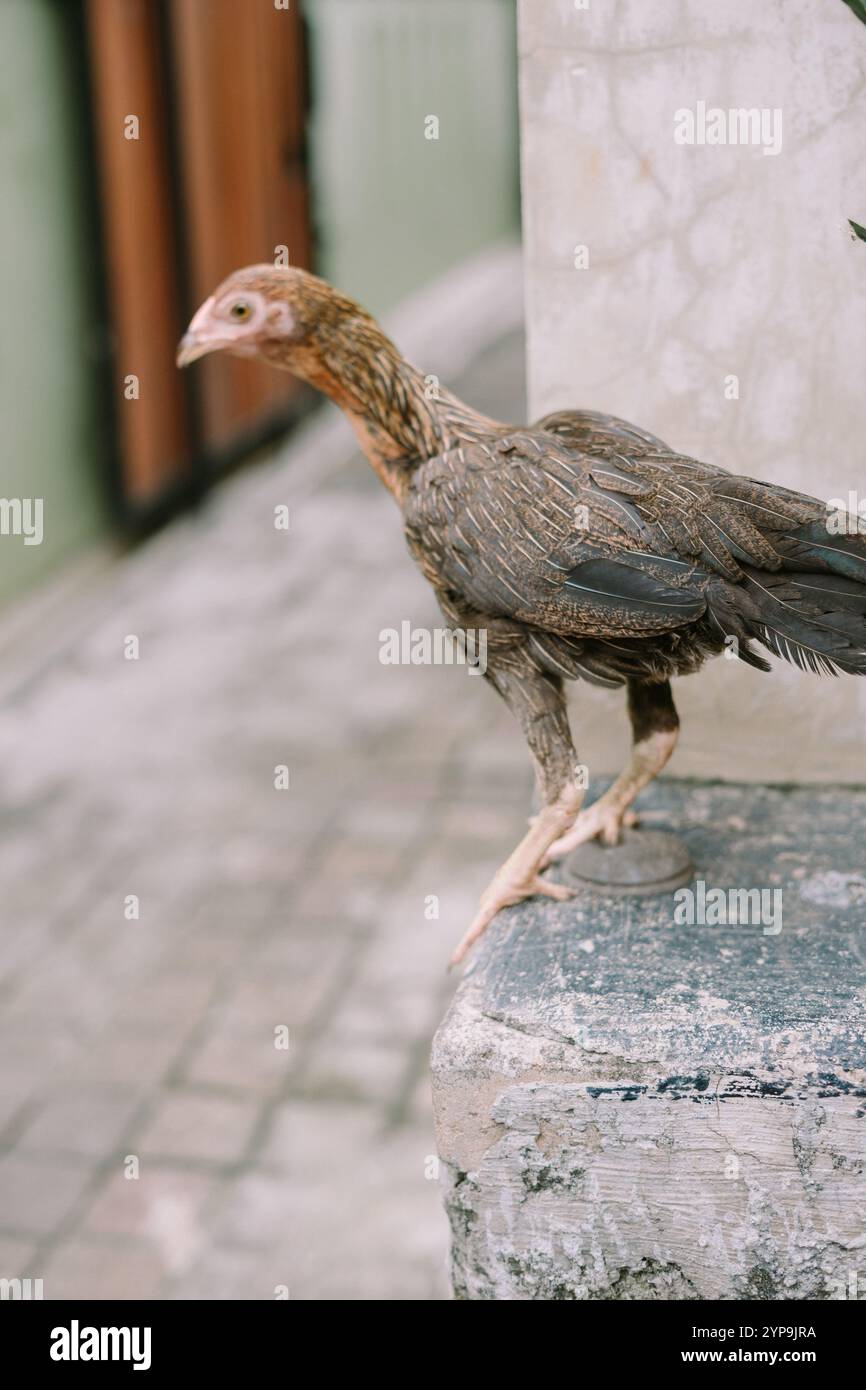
[85,0,311,520]
[170,0,311,454]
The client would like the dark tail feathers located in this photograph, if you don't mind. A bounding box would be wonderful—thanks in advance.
[736,564,866,676]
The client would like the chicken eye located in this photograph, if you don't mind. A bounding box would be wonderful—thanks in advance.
[230,300,251,321]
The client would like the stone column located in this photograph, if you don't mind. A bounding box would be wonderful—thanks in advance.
[517,0,866,782]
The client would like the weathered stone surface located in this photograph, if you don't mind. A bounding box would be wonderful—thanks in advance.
[432,780,866,1301]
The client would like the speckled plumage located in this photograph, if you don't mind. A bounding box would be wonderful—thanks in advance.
[178,266,866,962]
[405,409,866,687]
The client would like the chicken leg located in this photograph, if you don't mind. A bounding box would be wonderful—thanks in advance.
[543,678,679,864]
[449,652,584,967]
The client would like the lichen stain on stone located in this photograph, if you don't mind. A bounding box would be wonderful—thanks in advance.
[811,1071,866,1099]
[600,1259,699,1301]
[502,1252,698,1301]
[442,1165,480,1244]
[520,1161,585,1197]
[503,1252,584,1301]
[740,1265,780,1300]
[830,1150,864,1174]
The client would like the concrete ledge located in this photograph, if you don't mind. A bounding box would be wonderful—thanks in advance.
[432,780,866,1301]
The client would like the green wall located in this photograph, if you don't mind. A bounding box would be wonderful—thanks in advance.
[0,0,107,605]
[306,0,520,315]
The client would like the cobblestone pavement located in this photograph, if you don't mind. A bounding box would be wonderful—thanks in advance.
[0,329,531,1301]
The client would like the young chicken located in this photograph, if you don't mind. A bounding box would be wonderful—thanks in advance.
[178,265,866,965]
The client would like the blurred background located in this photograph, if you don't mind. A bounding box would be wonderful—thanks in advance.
[0,0,525,1300]
[1,0,520,591]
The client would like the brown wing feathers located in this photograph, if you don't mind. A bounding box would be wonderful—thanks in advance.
[404,403,866,683]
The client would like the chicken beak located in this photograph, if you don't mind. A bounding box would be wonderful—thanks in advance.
[176,332,212,367]
[176,296,221,367]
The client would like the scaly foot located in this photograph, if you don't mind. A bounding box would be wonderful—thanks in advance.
[449,782,585,968]
[542,797,639,865]
[449,869,574,968]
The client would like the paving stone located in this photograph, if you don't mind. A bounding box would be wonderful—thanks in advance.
[214,972,336,1035]
[209,1171,292,1251]
[117,973,219,1026]
[294,1038,409,1107]
[214,1127,449,1299]
[260,1100,382,1171]
[0,1237,40,1282]
[135,1093,260,1166]
[326,982,441,1045]
[0,1154,94,1237]
[246,923,358,977]
[81,1166,220,1248]
[165,930,258,976]
[67,1026,191,1088]
[169,1245,292,1301]
[41,1239,166,1301]
[16,1086,144,1159]
[181,1024,298,1095]
[439,800,528,846]
[0,1082,37,1143]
